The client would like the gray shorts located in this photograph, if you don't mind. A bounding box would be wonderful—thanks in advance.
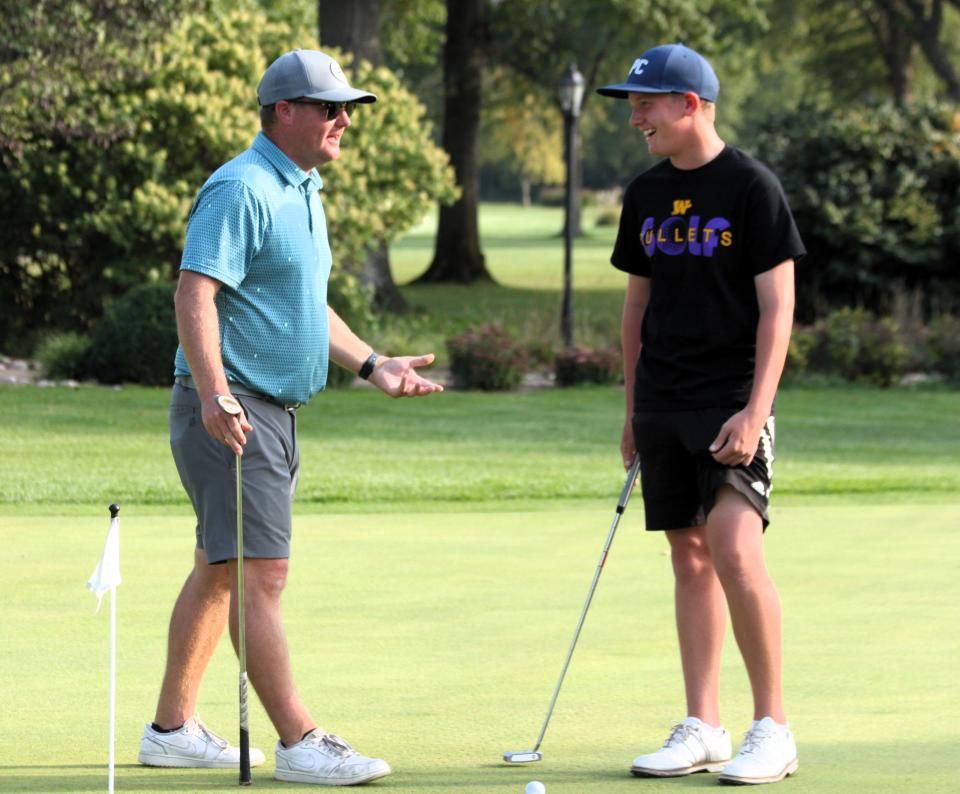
[169,382,300,563]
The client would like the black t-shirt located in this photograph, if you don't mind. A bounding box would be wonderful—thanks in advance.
[612,146,805,411]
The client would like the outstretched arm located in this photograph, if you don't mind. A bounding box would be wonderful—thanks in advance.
[327,306,444,397]
[709,260,795,466]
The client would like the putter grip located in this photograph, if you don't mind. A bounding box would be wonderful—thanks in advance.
[239,672,251,784]
[617,455,641,512]
[239,726,251,784]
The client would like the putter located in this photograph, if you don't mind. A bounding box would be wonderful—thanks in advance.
[218,393,252,787]
[236,452,251,785]
[503,454,642,764]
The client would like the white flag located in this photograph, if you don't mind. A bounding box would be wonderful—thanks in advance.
[87,511,121,611]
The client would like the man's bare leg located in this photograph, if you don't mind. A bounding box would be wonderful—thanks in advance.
[706,486,785,723]
[153,548,230,728]
[228,557,316,746]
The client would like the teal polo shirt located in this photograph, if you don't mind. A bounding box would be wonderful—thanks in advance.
[174,132,332,404]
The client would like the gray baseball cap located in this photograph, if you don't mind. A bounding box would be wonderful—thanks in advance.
[257,49,377,106]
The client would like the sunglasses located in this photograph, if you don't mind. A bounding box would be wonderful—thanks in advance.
[286,99,357,120]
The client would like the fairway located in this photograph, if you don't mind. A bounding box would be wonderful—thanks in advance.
[1,501,957,793]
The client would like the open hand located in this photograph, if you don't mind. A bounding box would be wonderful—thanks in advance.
[369,354,444,398]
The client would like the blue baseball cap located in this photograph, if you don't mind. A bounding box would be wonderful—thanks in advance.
[597,44,719,102]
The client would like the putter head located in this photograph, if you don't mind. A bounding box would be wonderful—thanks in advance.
[503,750,543,763]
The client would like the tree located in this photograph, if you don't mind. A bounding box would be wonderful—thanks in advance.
[319,0,383,66]
[415,0,494,283]
[0,5,456,343]
[874,0,960,100]
[480,71,565,206]
[320,0,408,311]
[488,0,768,231]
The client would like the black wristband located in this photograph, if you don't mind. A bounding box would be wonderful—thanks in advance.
[358,352,379,380]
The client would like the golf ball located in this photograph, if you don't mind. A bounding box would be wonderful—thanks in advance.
[525,782,546,794]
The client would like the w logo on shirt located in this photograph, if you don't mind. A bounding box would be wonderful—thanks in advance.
[672,199,693,216]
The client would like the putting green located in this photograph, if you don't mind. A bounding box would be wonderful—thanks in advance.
[1,500,956,792]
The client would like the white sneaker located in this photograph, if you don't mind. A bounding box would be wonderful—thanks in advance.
[630,717,732,777]
[138,715,266,768]
[274,730,392,786]
[719,717,799,785]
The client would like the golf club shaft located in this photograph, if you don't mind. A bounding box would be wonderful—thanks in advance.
[236,454,251,785]
[530,455,641,753]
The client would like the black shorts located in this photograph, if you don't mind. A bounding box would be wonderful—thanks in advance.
[632,407,775,531]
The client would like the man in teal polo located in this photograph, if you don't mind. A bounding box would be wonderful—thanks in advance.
[137,49,442,787]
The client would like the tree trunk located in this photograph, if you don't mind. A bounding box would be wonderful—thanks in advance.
[415,0,493,283]
[521,176,531,208]
[319,0,408,310]
[874,0,960,101]
[318,0,382,67]
[861,1,915,102]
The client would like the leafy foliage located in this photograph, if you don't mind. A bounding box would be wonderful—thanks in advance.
[86,282,179,386]
[34,332,93,381]
[753,100,960,320]
[446,324,528,390]
[554,345,621,386]
[0,4,456,348]
[928,314,960,379]
[804,307,908,387]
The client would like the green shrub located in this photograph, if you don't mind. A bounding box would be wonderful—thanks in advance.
[784,326,815,382]
[446,324,528,391]
[325,272,378,389]
[554,346,621,386]
[86,282,178,386]
[0,7,456,344]
[928,315,960,380]
[753,101,960,320]
[34,332,93,380]
[593,206,621,227]
[807,307,907,386]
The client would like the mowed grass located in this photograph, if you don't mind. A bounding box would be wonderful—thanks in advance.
[1,501,958,792]
[0,384,958,510]
[379,204,626,358]
[2,202,958,791]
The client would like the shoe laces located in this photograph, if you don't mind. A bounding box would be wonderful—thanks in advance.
[663,723,696,749]
[189,717,228,749]
[738,724,774,755]
[309,732,357,759]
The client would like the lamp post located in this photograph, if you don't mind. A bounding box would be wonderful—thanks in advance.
[559,63,584,350]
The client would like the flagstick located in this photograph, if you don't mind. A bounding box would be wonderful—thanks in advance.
[109,581,116,794]
[108,503,119,794]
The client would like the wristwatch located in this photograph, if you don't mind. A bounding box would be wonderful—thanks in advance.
[358,352,379,380]
[214,394,242,416]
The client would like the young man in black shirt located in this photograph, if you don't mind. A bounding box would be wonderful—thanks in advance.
[598,44,805,785]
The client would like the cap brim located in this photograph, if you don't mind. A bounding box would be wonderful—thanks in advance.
[300,88,377,104]
[596,83,674,98]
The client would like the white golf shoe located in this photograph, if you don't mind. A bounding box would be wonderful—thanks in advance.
[138,715,266,768]
[630,716,731,777]
[719,717,799,785]
[274,730,392,786]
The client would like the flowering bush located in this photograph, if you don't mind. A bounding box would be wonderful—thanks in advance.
[554,346,621,386]
[446,324,528,391]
